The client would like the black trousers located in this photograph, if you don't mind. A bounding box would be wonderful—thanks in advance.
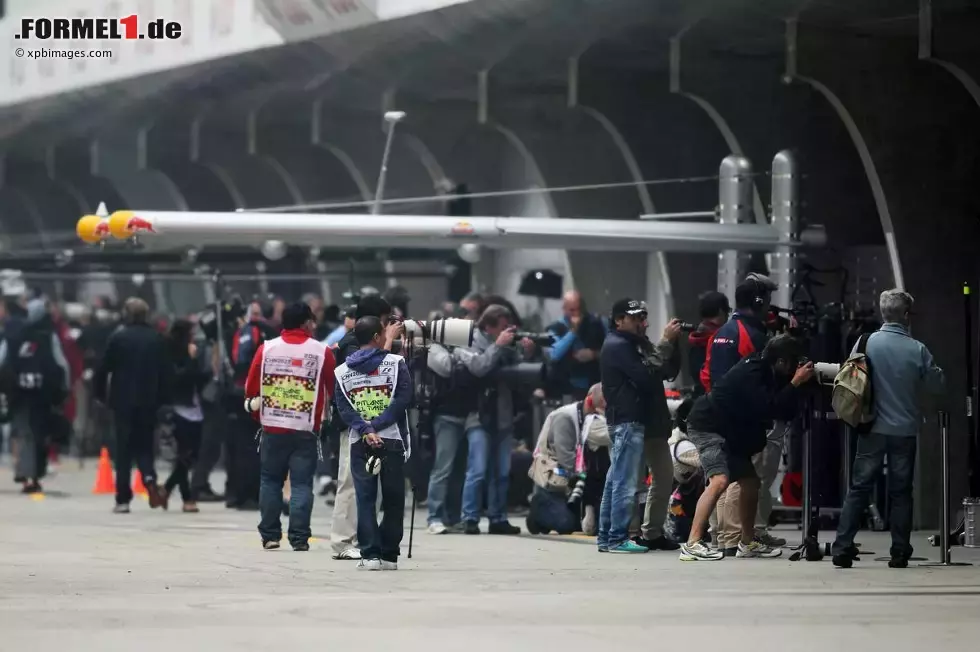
[113,406,159,505]
[225,411,261,507]
[191,403,224,494]
[164,415,204,502]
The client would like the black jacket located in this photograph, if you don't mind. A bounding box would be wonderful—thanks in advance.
[600,329,679,438]
[335,330,359,366]
[95,323,172,412]
[171,350,211,408]
[687,354,801,456]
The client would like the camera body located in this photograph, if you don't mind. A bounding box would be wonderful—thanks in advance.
[199,297,245,344]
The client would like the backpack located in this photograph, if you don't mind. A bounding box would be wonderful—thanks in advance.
[4,336,65,404]
[832,333,875,429]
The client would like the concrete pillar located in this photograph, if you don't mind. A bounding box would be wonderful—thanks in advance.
[717,155,753,302]
[770,150,800,309]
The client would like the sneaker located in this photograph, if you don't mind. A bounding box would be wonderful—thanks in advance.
[634,535,680,551]
[21,481,43,494]
[357,558,382,571]
[488,521,521,536]
[755,531,787,547]
[263,540,281,550]
[113,503,130,514]
[608,540,649,554]
[736,540,782,558]
[679,541,725,561]
[463,521,481,535]
[598,546,609,553]
[427,522,448,535]
[888,557,908,569]
[380,560,398,571]
[332,548,362,560]
[292,542,310,552]
[195,487,224,503]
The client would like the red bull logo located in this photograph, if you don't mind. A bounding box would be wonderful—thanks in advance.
[107,210,156,239]
[93,221,110,237]
[125,216,156,235]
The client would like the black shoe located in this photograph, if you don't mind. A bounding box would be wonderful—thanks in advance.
[463,521,481,535]
[633,536,680,551]
[263,540,281,550]
[525,515,541,535]
[888,557,908,569]
[21,481,43,494]
[195,487,224,503]
[236,500,260,511]
[832,554,854,569]
[292,542,310,552]
[488,521,521,536]
[721,547,738,557]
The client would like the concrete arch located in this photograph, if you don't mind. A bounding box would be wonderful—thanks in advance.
[318,144,372,202]
[0,187,48,248]
[788,73,904,290]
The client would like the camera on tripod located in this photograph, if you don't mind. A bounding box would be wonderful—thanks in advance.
[198,296,245,344]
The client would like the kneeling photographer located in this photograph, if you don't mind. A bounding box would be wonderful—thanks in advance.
[426,304,531,536]
[526,383,608,535]
[680,334,814,561]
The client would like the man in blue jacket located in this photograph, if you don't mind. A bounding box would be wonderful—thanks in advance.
[334,316,414,571]
[547,291,607,400]
[598,298,682,553]
[832,289,945,569]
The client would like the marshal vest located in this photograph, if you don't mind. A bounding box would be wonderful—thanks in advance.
[259,336,329,432]
[334,353,409,456]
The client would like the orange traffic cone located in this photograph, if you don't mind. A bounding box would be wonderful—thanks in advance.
[132,469,148,497]
[92,447,115,495]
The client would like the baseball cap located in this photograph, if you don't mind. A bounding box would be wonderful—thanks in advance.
[611,298,648,320]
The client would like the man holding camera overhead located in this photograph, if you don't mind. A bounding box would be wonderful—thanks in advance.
[598,298,682,553]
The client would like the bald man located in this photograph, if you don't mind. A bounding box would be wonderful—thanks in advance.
[546,291,608,400]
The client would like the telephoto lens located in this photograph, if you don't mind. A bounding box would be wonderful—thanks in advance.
[568,477,586,504]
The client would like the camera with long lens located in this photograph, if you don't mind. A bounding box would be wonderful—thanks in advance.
[798,356,840,385]
[568,475,586,505]
[198,296,245,344]
[512,330,554,348]
[402,318,476,350]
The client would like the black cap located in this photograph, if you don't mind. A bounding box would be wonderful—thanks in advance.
[611,298,647,320]
[281,302,315,330]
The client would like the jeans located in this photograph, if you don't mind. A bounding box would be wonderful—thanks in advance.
[597,422,645,549]
[427,415,475,526]
[113,407,159,505]
[462,427,513,524]
[257,431,318,546]
[351,439,406,562]
[529,486,578,534]
[164,415,203,503]
[833,433,917,559]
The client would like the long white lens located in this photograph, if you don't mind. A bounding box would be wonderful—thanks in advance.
[814,362,840,384]
[430,318,474,348]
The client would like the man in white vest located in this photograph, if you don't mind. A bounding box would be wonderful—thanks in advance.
[244,302,336,551]
[334,316,414,571]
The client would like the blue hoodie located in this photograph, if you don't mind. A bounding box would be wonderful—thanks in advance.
[334,347,413,445]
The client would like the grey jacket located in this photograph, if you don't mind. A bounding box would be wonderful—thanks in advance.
[859,323,945,437]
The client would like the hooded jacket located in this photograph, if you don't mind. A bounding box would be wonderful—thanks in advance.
[703,311,768,391]
[245,328,336,434]
[333,347,413,448]
[687,320,721,397]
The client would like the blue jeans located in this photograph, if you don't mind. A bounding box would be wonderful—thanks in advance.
[257,431,318,546]
[462,427,513,524]
[833,433,917,559]
[529,486,578,534]
[351,440,406,562]
[427,415,476,526]
[597,422,645,549]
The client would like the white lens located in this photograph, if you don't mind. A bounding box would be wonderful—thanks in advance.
[814,362,840,384]
[431,318,474,348]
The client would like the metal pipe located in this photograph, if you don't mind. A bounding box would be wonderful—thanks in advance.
[966,283,978,496]
[83,211,826,253]
[770,151,800,310]
[639,211,715,220]
[801,398,812,549]
[921,411,971,566]
[12,270,449,283]
[718,155,753,302]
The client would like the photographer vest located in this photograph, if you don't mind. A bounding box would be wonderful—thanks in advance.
[258,336,329,432]
[335,353,410,455]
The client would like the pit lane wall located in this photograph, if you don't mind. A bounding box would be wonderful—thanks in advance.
[1,0,473,106]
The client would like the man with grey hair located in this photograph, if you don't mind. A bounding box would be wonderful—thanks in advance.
[832,289,945,569]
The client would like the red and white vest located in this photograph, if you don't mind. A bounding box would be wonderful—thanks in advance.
[259,336,328,432]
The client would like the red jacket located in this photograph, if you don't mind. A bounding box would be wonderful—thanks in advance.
[244,328,336,434]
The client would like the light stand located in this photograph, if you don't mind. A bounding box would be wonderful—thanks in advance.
[372,110,406,216]
[921,412,971,566]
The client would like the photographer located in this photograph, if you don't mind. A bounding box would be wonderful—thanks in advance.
[598,298,682,554]
[225,299,278,510]
[546,291,607,400]
[449,304,531,535]
[526,383,608,535]
[680,335,813,561]
[688,291,731,396]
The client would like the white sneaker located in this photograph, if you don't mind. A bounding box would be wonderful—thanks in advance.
[737,540,783,558]
[380,560,398,571]
[356,558,382,571]
[679,541,725,561]
[332,547,361,560]
[428,522,447,535]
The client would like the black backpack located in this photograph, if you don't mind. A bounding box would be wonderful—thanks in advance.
[3,335,65,404]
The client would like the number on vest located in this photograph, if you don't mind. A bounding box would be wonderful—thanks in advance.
[18,372,43,390]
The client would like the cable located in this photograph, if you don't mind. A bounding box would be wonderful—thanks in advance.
[241,173,737,213]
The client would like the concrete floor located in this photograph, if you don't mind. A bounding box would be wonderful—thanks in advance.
[2,465,979,652]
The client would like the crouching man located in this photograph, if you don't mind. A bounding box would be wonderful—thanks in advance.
[680,334,813,561]
[526,383,609,535]
[245,303,336,551]
[334,317,414,571]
